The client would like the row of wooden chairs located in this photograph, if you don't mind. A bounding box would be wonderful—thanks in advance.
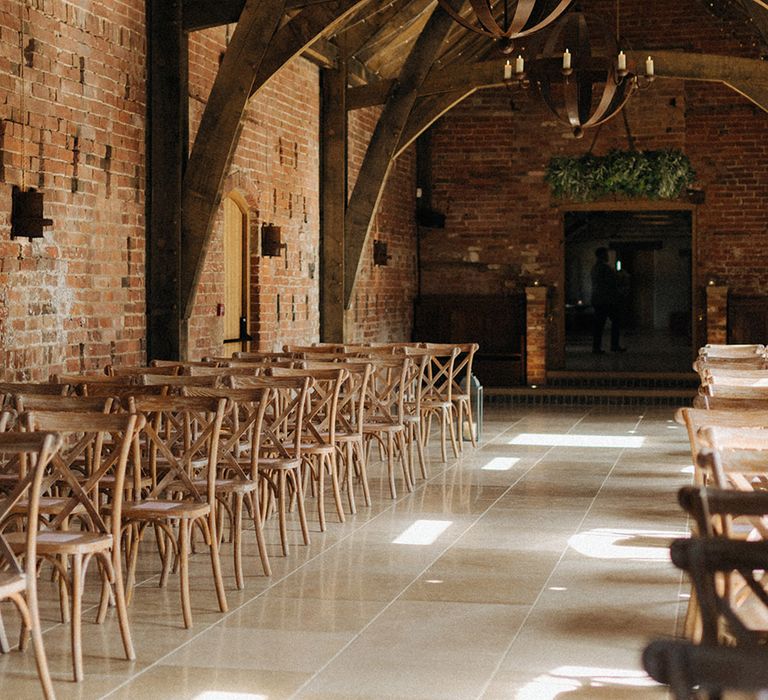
[644,343,768,697]
[0,342,482,697]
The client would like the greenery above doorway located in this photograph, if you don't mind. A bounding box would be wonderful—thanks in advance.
[545,149,696,202]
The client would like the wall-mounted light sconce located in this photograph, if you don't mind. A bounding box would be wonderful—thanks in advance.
[261,222,286,257]
[373,240,391,266]
[11,186,52,239]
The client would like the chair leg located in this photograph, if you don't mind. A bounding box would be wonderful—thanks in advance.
[439,411,448,462]
[205,515,228,614]
[447,408,460,458]
[456,401,465,452]
[397,432,413,492]
[178,519,192,629]
[278,471,289,555]
[290,469,311,546]
[343,443,356,515]
[386,434,397,499]
[10,591,55,700]
[248,491,272,576]
[355,441,371,507]
[111,551,136,661]
[71,553,84,682]
[316,458,326,532]
[329,451,345,523]
[233,494,244,590]
[23,592,56,700]
[464,398,478,448]
[415,424,428,479]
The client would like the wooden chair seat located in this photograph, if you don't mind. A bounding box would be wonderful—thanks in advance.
[123,499,210,520]
[13,496,87,516]
[0,572,26,597]
[257,457,302,472]
[7,530,112,556]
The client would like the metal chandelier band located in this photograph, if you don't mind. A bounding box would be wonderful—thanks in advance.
[437,0,574,53]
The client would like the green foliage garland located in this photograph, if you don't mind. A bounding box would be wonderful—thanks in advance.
[545,149,696,202]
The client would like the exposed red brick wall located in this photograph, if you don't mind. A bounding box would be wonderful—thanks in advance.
[186,28,321,357]
[426,0,768,370]
[185,37,417,356]
[346,107,417,342]
[0,0,146,379]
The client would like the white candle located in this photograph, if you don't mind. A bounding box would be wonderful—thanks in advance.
[617,50,626,71]
[562,48,571,70]
[645,55,654,76]
[515,54,524,74]
[504,60,512,80]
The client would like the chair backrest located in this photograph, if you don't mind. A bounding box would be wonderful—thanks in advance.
[0,382,67,408]
[22,411,144,540]
[698,425,768,491]
[700,343,766,359]
[181,386,270,481]
[0,431,62,595]
[675,407,768,484]
[125,395,227,504]
[230,351,292,362]
[14,394,113,413]
[345,355,410,426]
[267,367,348,445]
[701,368,768,388]
[228,375,312,462]
[137,373,221,391]
[421,345,460,404]
[105,364,181,377]
[302,360,373,438]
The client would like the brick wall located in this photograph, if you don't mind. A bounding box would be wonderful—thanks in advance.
[346,107,418,343]
[426,0,768,370]
[0,0,146,379]
[186,35,417,357]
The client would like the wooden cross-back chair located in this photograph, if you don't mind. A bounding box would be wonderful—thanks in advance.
[425,342,480,451]
[267,367,348,531]
[0,382,67,409]
[104,364,182,377]
[13,411,144,682]
[700,367,768,388]
[419,344,461,463]
[121,394,228,629]
[301,360,374,513]
[344,355,412,499]
[695,383,768,410]
[0,431,62,700]
[229,375,312,555]
[180,385,272,587]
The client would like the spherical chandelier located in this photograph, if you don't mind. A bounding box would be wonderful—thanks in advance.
[437,0,574,54]
[528,10,649,138]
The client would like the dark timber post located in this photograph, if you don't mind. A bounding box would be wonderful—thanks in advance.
[146,0,188,360]
[320,59,348,343]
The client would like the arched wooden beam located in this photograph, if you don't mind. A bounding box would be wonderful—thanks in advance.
[249,0,369,97]
[343,0,463,310]
[394,88,476,159]
[349,51,768,112]
[181,0,285,322]
[181,0,369,321]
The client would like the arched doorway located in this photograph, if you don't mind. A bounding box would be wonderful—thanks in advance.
[222,194,250,353]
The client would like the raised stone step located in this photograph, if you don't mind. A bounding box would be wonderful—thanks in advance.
[485,384,696,407]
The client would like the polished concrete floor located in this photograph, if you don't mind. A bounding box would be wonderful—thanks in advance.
[565,329,692,373]
[0,404,693,699]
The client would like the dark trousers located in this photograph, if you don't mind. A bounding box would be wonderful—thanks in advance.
[592,304,621,351]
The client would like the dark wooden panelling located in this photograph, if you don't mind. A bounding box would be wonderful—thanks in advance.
[413,294,526,386]
[729,296,768,344]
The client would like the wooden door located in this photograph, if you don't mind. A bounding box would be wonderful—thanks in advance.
[223,196,249,352]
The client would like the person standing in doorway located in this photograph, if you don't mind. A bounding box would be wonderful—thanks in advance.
[591,247,626,353]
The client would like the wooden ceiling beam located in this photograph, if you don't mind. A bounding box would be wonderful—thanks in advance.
[181,0,285,321]
[182,0,339,31]
[249,0,368,96]
[349,51,768,110]
[394,88,476,159]
[343,0,462,309]
[181,0,368,320]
